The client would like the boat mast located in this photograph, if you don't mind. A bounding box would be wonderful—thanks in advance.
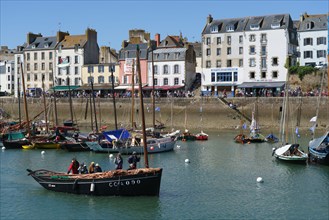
[312,69,325,139]
[17,78,21,125]
[151,49,155,130]
[20,62,31,138]
[131,59,135,129]
[42,74,49,133]
[67,77,74,125]
[52,72,58,126]
[90,74,98,132]
[109,48,118,130]
[136,44,149,168]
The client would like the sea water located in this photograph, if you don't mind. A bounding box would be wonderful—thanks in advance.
[1,131,328,219]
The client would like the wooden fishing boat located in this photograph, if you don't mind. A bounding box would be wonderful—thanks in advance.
[26,168,162,196]
[308,131,329,165]
[2,131,30,149]
[195,131,208,141]
[177,130,196,141]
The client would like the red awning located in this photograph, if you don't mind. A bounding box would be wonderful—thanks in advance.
[143,85,184,90]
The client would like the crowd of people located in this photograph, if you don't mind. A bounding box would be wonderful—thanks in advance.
[66,151,141,175]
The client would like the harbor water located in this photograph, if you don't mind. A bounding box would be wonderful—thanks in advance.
[1,131,328,219]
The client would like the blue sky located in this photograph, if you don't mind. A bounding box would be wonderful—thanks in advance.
[1,0,328,51]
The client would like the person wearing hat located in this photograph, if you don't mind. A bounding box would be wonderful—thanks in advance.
[95,163,102,172]
[88,162,95,174]
[67,158,80,174]
[127,151,140,170]
[114,153,123,170]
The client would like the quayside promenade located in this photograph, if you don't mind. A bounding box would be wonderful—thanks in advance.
[0,96,328,132]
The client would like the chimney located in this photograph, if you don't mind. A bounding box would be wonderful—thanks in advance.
[27,32,42,45]
[122,40,128,49]
[57,31,69,42]
[86,28,97,42]
[155,33,160,47]
[207,14,213,24]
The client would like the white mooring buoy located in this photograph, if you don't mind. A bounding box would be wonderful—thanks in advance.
[109,154,113,158]
[2,147,6,150]
[41,151,45,155]
[185,159,190,163]
[176,145,181,149]
[257,177,263,183]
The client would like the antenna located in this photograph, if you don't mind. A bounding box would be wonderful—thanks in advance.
[58,22,61,31]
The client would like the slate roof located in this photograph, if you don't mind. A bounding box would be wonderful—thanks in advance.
[158,36,184,48]
[25,36,57,50]
[148,48,186,61]
[298,14,328,31]
[57,35,87,49]
[202,14,293,34]
[118,43,149,60]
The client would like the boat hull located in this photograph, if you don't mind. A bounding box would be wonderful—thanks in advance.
[61,142,91,152]
[3,139,30,149]
[33,142,60,149]
[27,168,162,196]
[308,148,329,165]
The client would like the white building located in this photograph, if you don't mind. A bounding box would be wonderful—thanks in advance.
[297,13,328,67]
[201,14,298,96]
[14,45,25,97]
[147,34,196,92]
[0,60,15,95]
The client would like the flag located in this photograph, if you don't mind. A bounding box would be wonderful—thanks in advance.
[310,116,317,122]
[295,127,300,138]
[242,123,247,130]
[155,107,160,112]
[309,124,316,133]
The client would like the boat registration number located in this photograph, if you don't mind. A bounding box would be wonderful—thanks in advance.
[109,179,141,187]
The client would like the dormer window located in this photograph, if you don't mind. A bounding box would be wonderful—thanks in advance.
[44,43,49,48]
[250,24,259,30]
[271,23,280,29]
[226,25,234,32]
[306,22,314,30]
[32,45,36,49]
[210,25,218,33]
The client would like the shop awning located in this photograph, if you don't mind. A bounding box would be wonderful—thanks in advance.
[143,85,185,90]
[76,83,119,90]
[237,81,285,88]
[114,84,147,90]
[49,86,80,91]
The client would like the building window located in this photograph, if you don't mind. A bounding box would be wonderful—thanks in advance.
[74,78,79,85]
[217,37,221,44]
[206,48,211,56]
[88,76,94,84]
[41,52,45,60]
[227,47,231,55]
[261,33,267,42]
[49,71,53,80]
[261,46,266,55]
[163,78,168,85]
[34,74,38,81]
[88,66,94,73]
[227,36,231,45]
[249,46,256,55]
[34,63,38,71]
[261,72,266,78]
[272,71,278,78]
[210,25,218,33]
[239,47,243,55]
[34,52,37,60]
[303,51,313,59]
[272,57,278,66]
[174,65,179,74]
[66,67,70,75]
[154,65,158,74]
[249,34,256,42]
[239,35,243,43]
[27,74,30,81]
[108,75,113,83]
[216,48,221,56]
[249,58,256,67]
[42,63,45,70]
[27,53,30,61]
[261,58,267,69]
[49,52,53,59]
[206,37,211,45]
[317,50,326,58]
[165,53,169,60]
[226,25,234,32]
[75,67,78,75]
[206,61,211,68]
[317,37,326,45]
[216,60,221,68]
[98,76,104,83]
[17,57,21,64]
[239,59,243,67]
[304,38,313,46]
[174,78,179,85]
[211,72,215,82]
[98,65,104,73]
[163,65,169,74]
[250,72,255,79]
[227,60,232,67]
[75,56,78,64]
[27,63,30,71]
[49,62,53,70]
[123,76,127,84]
[154,78,158,86]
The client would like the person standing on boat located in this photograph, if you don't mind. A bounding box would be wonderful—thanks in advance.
[128,151,140,170]
[67,158,79,174]
[88,162,95,173]
[78,162,88,174]
[114,153,123,170]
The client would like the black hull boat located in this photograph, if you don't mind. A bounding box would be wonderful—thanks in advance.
[27,168,162,196]
[3,139,30,149]
[61,142,91,152]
